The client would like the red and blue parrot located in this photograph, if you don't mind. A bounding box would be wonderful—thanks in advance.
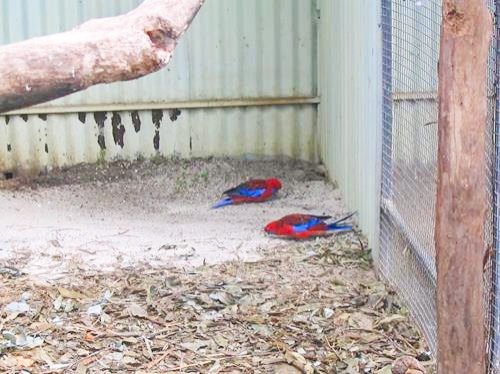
[264,212,356,239]
[211,178,282,208]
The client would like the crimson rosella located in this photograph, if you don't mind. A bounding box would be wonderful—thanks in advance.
[211,178,282,208]
[264,211,356,239]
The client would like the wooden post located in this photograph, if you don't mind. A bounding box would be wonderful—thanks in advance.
[0,0,204,113]
[436,1,492,373]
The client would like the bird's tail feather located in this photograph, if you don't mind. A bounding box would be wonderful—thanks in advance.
[327,211,357,232]
[326,224,353,232]
[211,197,233,209]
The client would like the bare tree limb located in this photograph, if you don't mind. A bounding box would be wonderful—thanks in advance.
[0,0,204,113]
[435,1,492,373]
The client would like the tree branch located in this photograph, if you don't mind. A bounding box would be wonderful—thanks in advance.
[0,0,204,113]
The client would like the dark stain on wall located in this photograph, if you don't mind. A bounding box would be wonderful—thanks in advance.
[94,112,107,150]
[169,108,181,122]
[131,111,141,132]
[152,109,163,151]
[78,112,86,124]
[111,112,125,148]
[38,114,47,121]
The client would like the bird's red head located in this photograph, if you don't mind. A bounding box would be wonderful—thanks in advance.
[266,178,282,191]
[264,219,292,236]
[264,221,279,234]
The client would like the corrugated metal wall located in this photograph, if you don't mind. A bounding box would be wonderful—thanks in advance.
[0,107,316,171]
[0,0,319,172]
[317,0,382,248]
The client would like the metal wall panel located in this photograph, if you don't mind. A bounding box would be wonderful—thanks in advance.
[0,0,318,171]
[317,0,382,248]
[0,106,317,172]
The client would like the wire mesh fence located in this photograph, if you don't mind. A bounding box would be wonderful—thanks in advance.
[379,0,498,369]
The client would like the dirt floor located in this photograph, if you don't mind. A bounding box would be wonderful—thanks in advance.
[0,158,346,277]
[0,158,434,373]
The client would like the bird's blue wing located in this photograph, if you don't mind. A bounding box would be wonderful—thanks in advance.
[232,187,266,198]
[291,217,323,232]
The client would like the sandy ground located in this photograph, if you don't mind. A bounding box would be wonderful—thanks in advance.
[0,158,435,373]
[0,158,348,279]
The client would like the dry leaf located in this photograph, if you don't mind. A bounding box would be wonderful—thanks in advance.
[208,359,222,373]
[84,331,96,342]
[75,363,88,374]
[14,355,35,368]
[180,340,210,352]
[87,304,102,315]
[213,334,229,348]
[209,291,234,305]
[123,356,139,365]
[361,333,380,343]
[5,301,30,314]
[251,324,273,337]
[349,312,373,330]
[58,287,87,300]
[127,303,148,318]
[375,314,406,329]
[285,351,314,374]
[274,363,302,374]
[392,356,426,374]
[323,307,334,318]
[375,365,392,374]
[32,348,54,367]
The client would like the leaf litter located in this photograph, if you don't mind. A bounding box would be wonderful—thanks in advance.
[0,232,435,373]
